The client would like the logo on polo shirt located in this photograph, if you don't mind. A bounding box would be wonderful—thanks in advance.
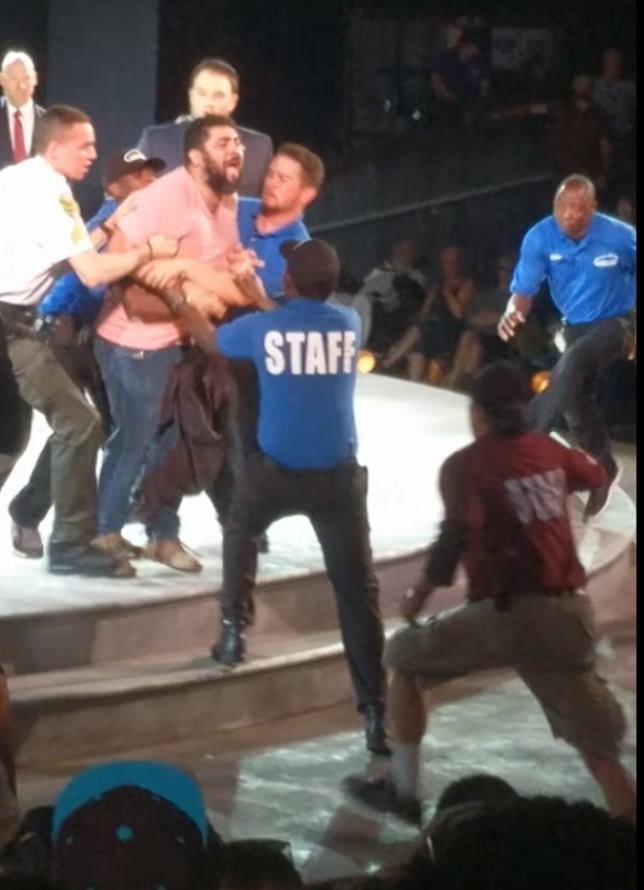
[549,253,564,261]
[264,330,357,375]
[593,253,619,268]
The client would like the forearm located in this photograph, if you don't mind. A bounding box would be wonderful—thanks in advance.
[420,519,468,589]
[78,243,151,288]
[172,299,218,355]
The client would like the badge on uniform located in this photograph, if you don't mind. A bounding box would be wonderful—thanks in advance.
[59,193,86,245]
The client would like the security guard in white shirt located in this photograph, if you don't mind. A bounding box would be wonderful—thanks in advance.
[0,104,178,577]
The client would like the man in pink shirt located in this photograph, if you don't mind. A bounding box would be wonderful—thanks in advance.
[94,114,261,574]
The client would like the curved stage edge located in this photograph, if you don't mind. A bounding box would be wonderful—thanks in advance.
[0,375,636,768]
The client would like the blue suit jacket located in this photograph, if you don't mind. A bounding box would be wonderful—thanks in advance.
[137,118,273,198]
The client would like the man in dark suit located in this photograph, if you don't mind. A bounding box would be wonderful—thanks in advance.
[137,58,273,197]
[0,50,45,170]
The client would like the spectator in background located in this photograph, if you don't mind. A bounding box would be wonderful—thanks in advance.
[383,244,474,383]
[0,50,44,170]
[442,251,515,390]
[7,147,165,560]
[593,49,636,143]
[137,57,273,197]
[615,195,636,227]
[493,74,612,193]
[430,30,490,126]
[328,269,372,347]
[0,652,18,850]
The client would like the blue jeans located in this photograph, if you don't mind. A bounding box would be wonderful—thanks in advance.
[94,337,183,540]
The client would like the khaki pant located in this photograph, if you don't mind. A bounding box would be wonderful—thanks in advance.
[0,336,102,544]
[386,592,626,758]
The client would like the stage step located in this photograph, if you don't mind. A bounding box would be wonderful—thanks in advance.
[10,622,401,770]
[9,542,634,771]
[1,551,425,676]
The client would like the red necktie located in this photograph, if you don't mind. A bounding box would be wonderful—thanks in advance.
[13,110,27,163]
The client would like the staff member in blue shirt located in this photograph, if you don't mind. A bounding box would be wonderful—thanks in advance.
[163,238,389,756]
[499,174,636,518]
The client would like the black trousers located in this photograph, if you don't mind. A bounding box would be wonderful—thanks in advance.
[8,337,110,530]
[221,452,386,712]
[531,316,632,470]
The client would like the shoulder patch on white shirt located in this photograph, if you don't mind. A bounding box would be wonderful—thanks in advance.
[59,193,86,245]
[593,253,619,268]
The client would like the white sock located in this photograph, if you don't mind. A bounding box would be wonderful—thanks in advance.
[391,743,421,799]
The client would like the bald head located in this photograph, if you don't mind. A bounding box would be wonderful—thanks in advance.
[553,176,597,241]
[0,50,37,109]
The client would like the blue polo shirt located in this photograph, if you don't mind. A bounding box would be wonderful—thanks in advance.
[511,212,636,325]
[216,298,361,470]
[238,197,310,299]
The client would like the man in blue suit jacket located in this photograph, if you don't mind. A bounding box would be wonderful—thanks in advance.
[137,58,273,197]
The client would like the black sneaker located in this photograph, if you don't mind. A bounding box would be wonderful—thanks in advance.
[48,542,135,578]
[342,775,422,825]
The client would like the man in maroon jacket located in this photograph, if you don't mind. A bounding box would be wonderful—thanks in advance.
[344,362,636,824]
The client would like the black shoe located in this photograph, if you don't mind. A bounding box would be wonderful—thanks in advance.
[584,460,622,521]
[48,542,134,578]
[211,619,246,667]
[364,705,392,757]
[342,775,422,825]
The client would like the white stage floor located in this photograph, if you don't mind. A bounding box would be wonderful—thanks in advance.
[0,375,636,619]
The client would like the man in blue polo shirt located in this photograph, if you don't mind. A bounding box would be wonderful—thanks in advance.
[237,141,321,298]
[164,238,388,756]
[499,174,636,518]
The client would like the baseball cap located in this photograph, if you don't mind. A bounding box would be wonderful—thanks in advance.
[50,760,220,890]
[102,147,166,187]
[279,238,340,299]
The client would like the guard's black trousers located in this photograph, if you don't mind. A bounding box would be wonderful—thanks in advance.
[221,452,386,713]
[531,315,633,471]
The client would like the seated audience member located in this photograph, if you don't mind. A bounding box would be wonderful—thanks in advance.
[383,245,475,382]
[592,48,636,143]
[0,50,44,170]
[50,761,224,890]
[327,269,372,347]
[424,795,636,890]
[138,57,273,197]
[7,147,165,559]
[442,251,515,390]
[614,194,636,226]
[360,240,427,313]
[493,74,612,191]
[217,840,304,890]
[429,30,490,124]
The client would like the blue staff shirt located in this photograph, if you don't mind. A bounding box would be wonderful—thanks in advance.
[216,298,361,470]
[39,197,117,323]
[511,212,636,325]
[237,197,310,300]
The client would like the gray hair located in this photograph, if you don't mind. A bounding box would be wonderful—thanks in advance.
[1,51,36,75]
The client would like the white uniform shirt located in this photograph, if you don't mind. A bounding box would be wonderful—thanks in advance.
[0,156,92,306]
[5,99,37,156]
